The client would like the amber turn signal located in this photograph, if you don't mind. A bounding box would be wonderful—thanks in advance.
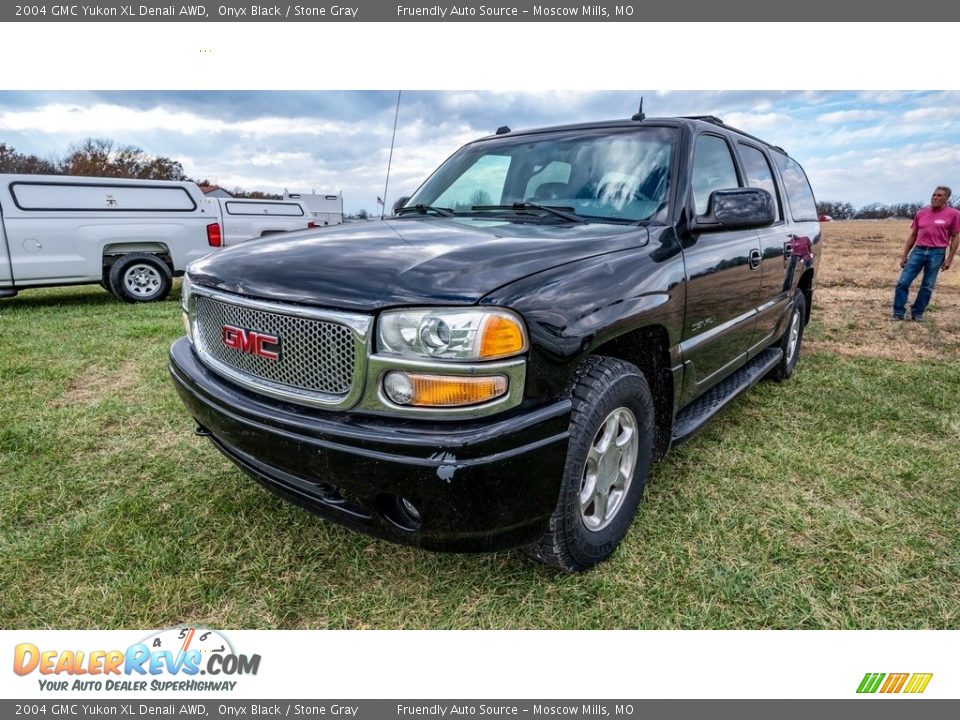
[479,315,526,359]
[383,371,508,408]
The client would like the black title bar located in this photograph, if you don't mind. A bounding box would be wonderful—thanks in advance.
[3,700,960,719]
[2,0,940,21]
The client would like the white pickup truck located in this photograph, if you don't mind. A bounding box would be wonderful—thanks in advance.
[205,197,314,246]
[0,175,313,303]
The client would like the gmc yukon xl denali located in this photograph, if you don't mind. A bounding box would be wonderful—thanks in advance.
[169,115,820,571]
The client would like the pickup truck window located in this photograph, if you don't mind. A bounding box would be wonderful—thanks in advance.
[10,181,197,212]
[407,127,676,223]
[738,143,782,221]
[692,134,740,215]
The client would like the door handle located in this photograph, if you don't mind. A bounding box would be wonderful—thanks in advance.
[749,248,762,270]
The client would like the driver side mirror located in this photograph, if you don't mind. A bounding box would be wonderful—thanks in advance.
[392,196,410,215]
[695,188,775,231]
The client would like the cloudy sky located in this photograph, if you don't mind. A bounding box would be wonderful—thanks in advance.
[1,90,957,214]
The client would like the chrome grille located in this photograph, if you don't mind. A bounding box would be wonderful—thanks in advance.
[194,294,356,396]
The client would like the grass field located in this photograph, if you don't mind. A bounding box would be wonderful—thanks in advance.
[2,220,958,629]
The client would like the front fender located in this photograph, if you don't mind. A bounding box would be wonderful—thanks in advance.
[481,228,686,401]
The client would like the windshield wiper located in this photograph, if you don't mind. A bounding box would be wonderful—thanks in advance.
[470,203,586,223]
[394,204,456,217]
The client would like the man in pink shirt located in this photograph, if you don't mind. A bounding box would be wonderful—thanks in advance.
[892,186,960,321]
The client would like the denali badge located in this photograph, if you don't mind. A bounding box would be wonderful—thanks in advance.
[221,324,280,361]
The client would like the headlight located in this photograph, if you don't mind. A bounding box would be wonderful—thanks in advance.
[377,308,527,361]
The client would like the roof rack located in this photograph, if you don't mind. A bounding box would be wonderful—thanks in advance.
[682,115,788,155]
[681,114,724,125]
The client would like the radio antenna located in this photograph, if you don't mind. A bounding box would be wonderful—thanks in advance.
[381,90,402,220]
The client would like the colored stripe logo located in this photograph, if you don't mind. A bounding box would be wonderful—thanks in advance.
[857,673,933,694]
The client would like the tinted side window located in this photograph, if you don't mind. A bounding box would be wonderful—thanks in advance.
[773,153,818,221]
[692,135,740,215]
[739,144,781,221]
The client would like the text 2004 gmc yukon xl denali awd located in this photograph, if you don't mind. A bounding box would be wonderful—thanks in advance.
[169,115,820,571]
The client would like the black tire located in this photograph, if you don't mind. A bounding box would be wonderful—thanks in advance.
[525,356,654,572]
[108,253,172,303]
[100,267,114,295]
[769,290,806,382]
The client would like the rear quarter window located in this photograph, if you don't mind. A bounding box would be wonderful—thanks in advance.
[773,154,818,222]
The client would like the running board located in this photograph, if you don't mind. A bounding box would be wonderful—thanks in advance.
[0,288,17,298]
[672,347,782,445]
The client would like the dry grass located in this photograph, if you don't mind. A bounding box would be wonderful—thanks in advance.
[55,358,142,407]
[810,220,960,361]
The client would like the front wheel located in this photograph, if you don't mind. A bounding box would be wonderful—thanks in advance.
[525,356,654,572]
[108,253,172,303]
[768,289,806,382]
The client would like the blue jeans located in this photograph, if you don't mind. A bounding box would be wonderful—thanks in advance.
[893,247,946,318]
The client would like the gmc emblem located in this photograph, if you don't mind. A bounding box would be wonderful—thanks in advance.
[222,324,280,361]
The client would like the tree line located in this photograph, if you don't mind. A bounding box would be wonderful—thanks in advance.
[0,138,280,199]
[816,199,960,220]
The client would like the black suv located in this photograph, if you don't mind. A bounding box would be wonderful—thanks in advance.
[170,115,820,571]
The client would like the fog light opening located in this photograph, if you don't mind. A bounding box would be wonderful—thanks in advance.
[383,371,415,405]
[378,494,423,532]
[400,497,421,522]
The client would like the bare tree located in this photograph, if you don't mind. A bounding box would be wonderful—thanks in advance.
[469,190,492,207]
[816,201,855,220]
[230,188,282,200]
[0,142,58,174]
[61,138,186,180]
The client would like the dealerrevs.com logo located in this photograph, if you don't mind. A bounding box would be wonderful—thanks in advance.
[13,628,261,692]
[857,673,933,694]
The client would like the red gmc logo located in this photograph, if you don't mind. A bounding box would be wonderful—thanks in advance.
[221,324,280,361]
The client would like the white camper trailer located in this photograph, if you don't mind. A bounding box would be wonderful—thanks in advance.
[282,192,344,226]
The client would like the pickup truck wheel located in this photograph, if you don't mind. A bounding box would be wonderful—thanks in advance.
[525,356,654,572]
[109,253,172,303]
[769,290,806,382]
[100,268,114,295]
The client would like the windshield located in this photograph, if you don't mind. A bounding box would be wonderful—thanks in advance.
[405,126,676,223]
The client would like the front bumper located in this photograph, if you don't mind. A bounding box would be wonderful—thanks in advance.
[169,337,572,552]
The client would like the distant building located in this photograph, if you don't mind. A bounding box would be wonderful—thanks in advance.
[198,184,234,198]
[283,191,343,226]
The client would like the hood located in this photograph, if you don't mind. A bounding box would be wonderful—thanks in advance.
[188,217,649,312]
